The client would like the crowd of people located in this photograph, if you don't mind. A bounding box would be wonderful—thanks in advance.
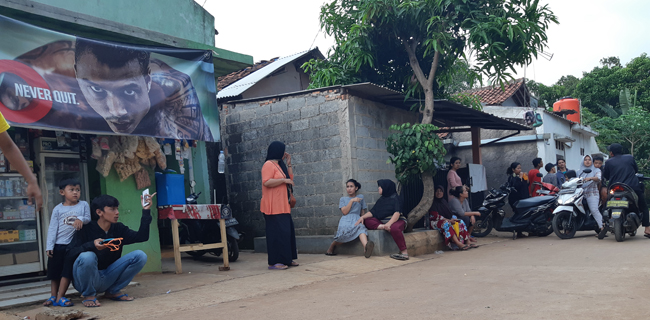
[260,140,650,268]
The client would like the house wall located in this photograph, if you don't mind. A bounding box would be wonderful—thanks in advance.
[242,62,309,99]
[220,90,416,245]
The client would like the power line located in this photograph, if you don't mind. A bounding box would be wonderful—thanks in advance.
[201,0,208,7]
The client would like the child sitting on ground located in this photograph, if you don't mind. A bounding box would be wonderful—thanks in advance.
[43,179,90,307]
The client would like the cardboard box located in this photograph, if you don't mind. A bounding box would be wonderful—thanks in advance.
[14,251,38,264]
[0,230,19,242]
[19,205,36,219]
[0,253,14,266]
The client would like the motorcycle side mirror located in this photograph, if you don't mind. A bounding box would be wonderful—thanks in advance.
[636,173,643,178]
[583,169,592,174]
[536,173,543,177]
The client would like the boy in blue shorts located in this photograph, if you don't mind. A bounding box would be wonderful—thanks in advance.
[43,179,90,307]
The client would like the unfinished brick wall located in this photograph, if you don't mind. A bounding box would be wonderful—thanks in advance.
[220,89,417,244]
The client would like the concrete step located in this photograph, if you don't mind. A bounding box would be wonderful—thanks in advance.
[254,229,445,256]
[0,281,138,310]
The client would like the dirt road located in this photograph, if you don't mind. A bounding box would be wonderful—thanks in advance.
[155,231,650,320]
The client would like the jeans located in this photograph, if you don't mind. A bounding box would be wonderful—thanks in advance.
[72,250,147,297]
[586,195,603,229]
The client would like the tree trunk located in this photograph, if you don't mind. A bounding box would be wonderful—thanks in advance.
[405,171,434,232]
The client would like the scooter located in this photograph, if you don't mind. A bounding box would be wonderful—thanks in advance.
[472,183,557,239]
[551,169,600,239]
[533,173,560,196]
[179,192,242,261]
[600,174,650,242]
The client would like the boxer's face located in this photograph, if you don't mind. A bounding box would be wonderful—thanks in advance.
[75,52,151,134]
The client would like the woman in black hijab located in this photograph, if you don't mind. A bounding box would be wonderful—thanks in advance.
[355,179,409,260]
[260,141,297,270]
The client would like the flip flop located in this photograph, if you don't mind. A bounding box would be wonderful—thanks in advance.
[364,241,375,258]
[325,252,337,256]
[644,233,650,239]
[390,253,409,260]
[469,244,480,249]
[82,298,99,308]
[109,294,133,301]
[54,297,74,307]
[43,296,56,307]
[460,245,470,250]
[268,263,288,270]
[289,261,299,267]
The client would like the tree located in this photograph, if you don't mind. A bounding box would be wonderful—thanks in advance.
[589,107,650,170]
[305,0,557,231]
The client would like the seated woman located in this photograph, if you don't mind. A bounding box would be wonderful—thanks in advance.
[429,186,476,250]
[448,185,481,238]
[326,179,375,258]
[356,179,409,261]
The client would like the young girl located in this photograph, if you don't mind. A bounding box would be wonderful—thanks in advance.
[326,179,375,258]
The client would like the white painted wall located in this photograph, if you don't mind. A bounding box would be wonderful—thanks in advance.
[481,105,601,172]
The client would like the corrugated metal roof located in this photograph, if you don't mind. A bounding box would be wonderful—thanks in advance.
[217,48,323,99]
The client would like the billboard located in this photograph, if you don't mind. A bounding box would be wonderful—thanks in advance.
[0,14,219,141]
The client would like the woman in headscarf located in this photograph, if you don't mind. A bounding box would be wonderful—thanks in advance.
[260,141,297,270]
[355,179,409,260]
[578,154,603,232]
[429,186,474,250]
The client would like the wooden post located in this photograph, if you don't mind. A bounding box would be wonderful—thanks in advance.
[171,219,182,274]
[471,127,482,164]
[218,218,230,271]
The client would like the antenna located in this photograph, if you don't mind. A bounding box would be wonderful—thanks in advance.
[539,51,554,61]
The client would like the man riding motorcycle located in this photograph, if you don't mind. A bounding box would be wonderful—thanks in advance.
[600,143,650,238]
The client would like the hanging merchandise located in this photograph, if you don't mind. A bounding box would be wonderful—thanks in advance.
[91,138,101,159]
[92,135,165,180]
[114,158,142,182]
[179,160,185,174]
[182,140,190,159]
[96,150,117,177]
[100,137,110,150]
[163,143,172,155]
[134,168,152,189]
[175,140,182,160]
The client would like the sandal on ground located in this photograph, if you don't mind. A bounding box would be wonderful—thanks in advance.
[644,233,650,239]
[364,241,375,258]
[268,263,288,270]
[54,297,74,307]
[460,245,470,250]
[43,296,56,306]
[469,244,479,249]
[289,261,299,267]
[82,298,100,308]
[108,293,133,301]
[598,228,609,239]
[390,253,409,260]
[325,252,337,256]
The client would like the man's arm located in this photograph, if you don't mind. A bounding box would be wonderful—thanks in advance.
[0,132,42,210]
[120,193,156,245]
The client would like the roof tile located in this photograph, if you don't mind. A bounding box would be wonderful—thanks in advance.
[217,58,279,91]
[465,78,524,105]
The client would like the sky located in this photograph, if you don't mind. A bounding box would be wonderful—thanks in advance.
[201,0,650,86]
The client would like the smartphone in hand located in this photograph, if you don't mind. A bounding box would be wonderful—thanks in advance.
[142,188,150,207]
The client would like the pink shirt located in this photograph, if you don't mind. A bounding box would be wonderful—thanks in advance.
[447,170,462,197]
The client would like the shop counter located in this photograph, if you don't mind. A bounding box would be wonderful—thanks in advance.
[158,204,231,273]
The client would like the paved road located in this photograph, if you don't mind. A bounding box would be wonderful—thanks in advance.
[155,230,650,320]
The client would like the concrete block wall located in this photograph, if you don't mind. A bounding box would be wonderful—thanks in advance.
[347,97,419,205]
[221,90,418,244]
[221,89,350,240]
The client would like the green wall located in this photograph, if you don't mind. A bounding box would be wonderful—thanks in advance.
[100,167,161,273]
[30,0,216,46]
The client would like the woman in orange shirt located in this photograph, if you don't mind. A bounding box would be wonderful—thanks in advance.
[261,141,297,270]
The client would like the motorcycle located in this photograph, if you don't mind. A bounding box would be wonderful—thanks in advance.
[533,173,560,196]
[179,192,242,261]
[600,174,650,242]
[472,183,557,239]
[551,169,600,239]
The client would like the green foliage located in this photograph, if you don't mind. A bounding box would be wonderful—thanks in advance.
[385,123,447,183]
[304,0,558,95]
[449,92,483,111]
[589,107,650,174]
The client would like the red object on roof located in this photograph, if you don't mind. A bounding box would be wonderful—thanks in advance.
[553,97,580,123]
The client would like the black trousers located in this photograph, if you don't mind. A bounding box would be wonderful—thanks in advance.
[264,213,297,265]
[634,189,650,227]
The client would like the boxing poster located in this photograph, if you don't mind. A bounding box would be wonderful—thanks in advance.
[0,14,219,141]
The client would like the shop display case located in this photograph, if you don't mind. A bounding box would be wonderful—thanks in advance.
[35,137,88,270]
[0,173,41,277]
